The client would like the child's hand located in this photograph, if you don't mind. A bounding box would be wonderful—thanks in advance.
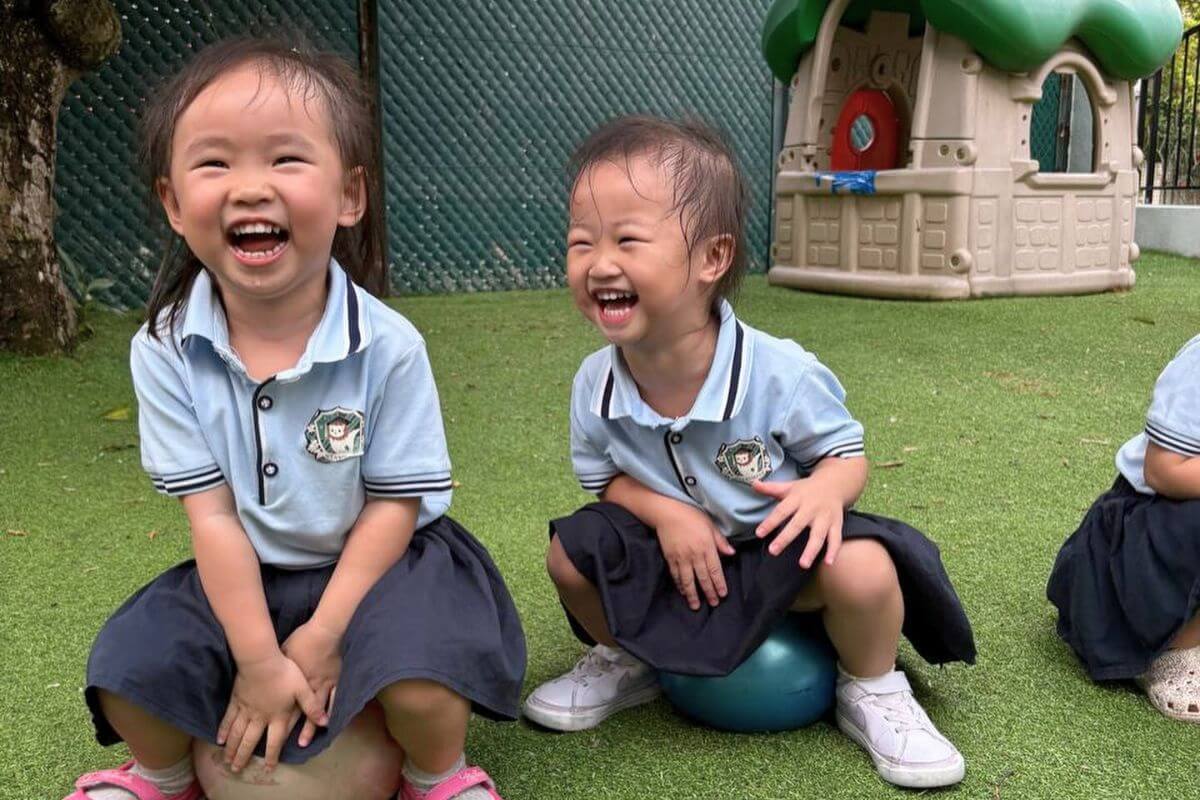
[217,651,325,772]
[656,506,736,611]
[281,619,343,747]
[752,478,845,569]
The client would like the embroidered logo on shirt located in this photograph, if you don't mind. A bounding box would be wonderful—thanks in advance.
[714,437,771,484]
[305,407,365,463]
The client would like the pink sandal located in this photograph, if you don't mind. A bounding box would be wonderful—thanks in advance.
[398,765,504,800]
[64,761,204,800]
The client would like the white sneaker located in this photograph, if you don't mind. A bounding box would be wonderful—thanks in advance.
[836,668,965,788]
[523,645,660,731]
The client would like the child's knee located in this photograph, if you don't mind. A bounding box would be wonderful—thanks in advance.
[820,539,899,608]
[546,535,584,589]
[376,679,466,719]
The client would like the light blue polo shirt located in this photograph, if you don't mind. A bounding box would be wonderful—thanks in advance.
[130,260,453,568]
[570,300,865,541]
[1116,334,1200,494]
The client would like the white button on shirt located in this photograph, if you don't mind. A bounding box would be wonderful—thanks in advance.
[570,301,865,541]
[131,261,453,568]
[1116,334,1200,494]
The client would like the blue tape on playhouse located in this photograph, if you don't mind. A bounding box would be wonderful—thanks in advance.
[812,170,877,195]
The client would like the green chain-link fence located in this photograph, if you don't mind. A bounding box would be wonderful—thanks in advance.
[378,1,775,293]
[53,1,776,304]
[53,1,359,310]
[1030,73,1065,172]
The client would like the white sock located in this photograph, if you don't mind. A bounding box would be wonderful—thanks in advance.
[84,756,195,800]
[836,662,897,684]
[402,753,493,800]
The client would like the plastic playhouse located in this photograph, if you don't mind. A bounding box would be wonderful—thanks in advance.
[762,0,1184,299]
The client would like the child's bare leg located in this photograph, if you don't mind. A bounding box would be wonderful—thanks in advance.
[79,690,196,799]
[791,538,903,677]
[377,679,470,773]
[377,680,501,799]
[96,690,192,767]
[522,535,659,732]
[1170,614,1200,649]
[546,534,617,647]
[793,539,963,787]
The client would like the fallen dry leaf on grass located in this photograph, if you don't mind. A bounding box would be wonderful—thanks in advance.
[101,405,132,421]
[991,768,1016,799]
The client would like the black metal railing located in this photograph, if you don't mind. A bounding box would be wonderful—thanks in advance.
[1139,23,1200,204]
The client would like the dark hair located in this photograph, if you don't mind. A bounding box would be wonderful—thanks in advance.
[567,115,750,303]
[140,35,383,338]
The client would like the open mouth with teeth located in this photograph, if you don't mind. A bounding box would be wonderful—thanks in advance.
[227,221,290,263]
[592,289,639,324]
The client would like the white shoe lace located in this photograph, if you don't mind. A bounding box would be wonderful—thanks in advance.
[566,647,625,686]
[864,690,928,734]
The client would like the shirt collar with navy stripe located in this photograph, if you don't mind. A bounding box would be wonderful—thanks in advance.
[589,299,752,429]
[179,259,372,380]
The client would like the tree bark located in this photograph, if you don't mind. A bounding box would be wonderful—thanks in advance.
[0,0,120,355]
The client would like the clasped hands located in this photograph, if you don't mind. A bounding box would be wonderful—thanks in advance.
[658,477,844,611]
[216,618,343,771]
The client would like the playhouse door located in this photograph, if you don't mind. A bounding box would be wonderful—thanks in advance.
[831,89,900,171]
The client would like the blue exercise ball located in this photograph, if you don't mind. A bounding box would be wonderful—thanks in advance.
[658,615,837,733]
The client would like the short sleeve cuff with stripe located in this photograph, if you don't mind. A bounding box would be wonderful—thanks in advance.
[1145,419,1200,457]
[576,470,619,494]
[363,470,453,498]
[149,464,226,497]
[1143,336,1200,458]
[796,438,866,471]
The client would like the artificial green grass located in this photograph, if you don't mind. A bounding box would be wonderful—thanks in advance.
[4,254,1200,799]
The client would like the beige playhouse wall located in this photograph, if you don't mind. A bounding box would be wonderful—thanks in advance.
[780,12,923,174]
[770,11,1141,299]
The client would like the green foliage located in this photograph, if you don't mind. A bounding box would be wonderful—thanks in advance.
[57,246,113,308]
[1181,0,1200,26]
[56,245,118,341]
[1141,6,1200,202]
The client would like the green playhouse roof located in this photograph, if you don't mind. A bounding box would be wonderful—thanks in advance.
[762,0,1184,84]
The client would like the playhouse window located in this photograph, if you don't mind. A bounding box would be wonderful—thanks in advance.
[849,114,876,152]
[1030,72,1096,173]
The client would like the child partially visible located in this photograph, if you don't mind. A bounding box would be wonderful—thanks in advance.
[1049,335,1200,722]
[523,115,976,789]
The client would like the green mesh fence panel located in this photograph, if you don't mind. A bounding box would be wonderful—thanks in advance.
[53,1,359,309]
[379,1,776,294]
[1030,72,1063,172]
[56,2,776,302]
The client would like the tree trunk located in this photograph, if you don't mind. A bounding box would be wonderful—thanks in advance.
[0,0,119,355]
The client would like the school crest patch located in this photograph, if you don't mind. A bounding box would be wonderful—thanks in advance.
[714,437,771,484]
[305,407,365,463]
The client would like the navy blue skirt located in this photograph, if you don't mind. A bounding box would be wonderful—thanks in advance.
[85,516,526,764]
[550,502,976,676]
[1047,476,1200,681]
